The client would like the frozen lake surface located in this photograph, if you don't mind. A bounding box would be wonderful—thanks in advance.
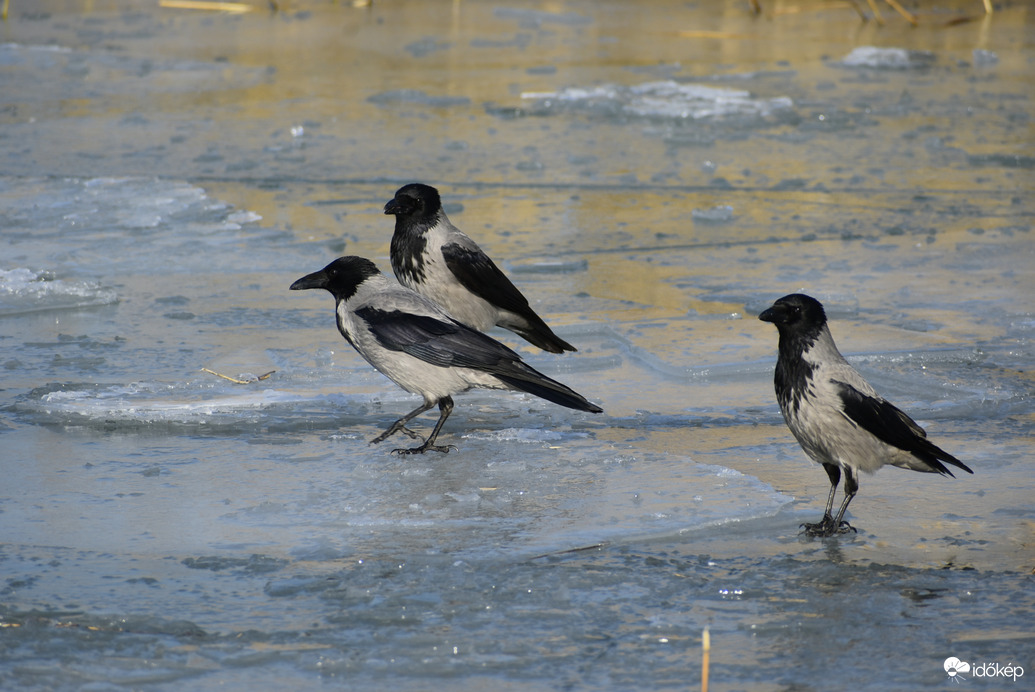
[1,1,1032,690]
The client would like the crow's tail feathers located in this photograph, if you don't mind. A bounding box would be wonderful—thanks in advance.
[496,367,602,413]
[513,318,578,354]
[921,441,973,477]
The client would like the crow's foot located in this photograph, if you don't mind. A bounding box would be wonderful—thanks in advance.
[370,425,422,445]
[800,514,856,538]
[390,442,457,455]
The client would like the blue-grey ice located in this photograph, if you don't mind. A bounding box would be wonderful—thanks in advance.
[1,2,1031,691]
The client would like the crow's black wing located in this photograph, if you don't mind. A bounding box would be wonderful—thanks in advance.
[442,243,532,316]
[356,307,519,370]
[356,307,601,413]
[835,380,972,475]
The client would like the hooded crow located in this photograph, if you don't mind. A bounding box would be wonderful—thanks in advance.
[759,293,972,537]
[290,256,602,454]
[384,183,577,354]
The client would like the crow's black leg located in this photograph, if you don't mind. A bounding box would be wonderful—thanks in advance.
[392,397,458,455]
[801,463,842,537]
[830,467,858,535]
[370,400,435,445]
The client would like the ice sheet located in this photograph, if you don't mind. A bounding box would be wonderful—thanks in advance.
[1,2,1031,691]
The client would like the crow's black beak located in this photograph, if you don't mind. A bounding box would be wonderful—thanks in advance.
[758,305,783,324]
[383,198,402,215]
[290,270,327,291]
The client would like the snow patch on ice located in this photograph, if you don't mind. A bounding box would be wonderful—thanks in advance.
[0,267,118,316]
[521,80,794,121]
[838,46,936,70]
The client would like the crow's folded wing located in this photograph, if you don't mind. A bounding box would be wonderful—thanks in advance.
[356,307,519,370]
[834,379,972,475]
[442,243,532,316]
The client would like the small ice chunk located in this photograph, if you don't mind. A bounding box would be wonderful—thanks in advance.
[521,80,793,122]
[972,49,999,67]
[227,210,262,224]
[692,205,734,224]
[838,46,935,70]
